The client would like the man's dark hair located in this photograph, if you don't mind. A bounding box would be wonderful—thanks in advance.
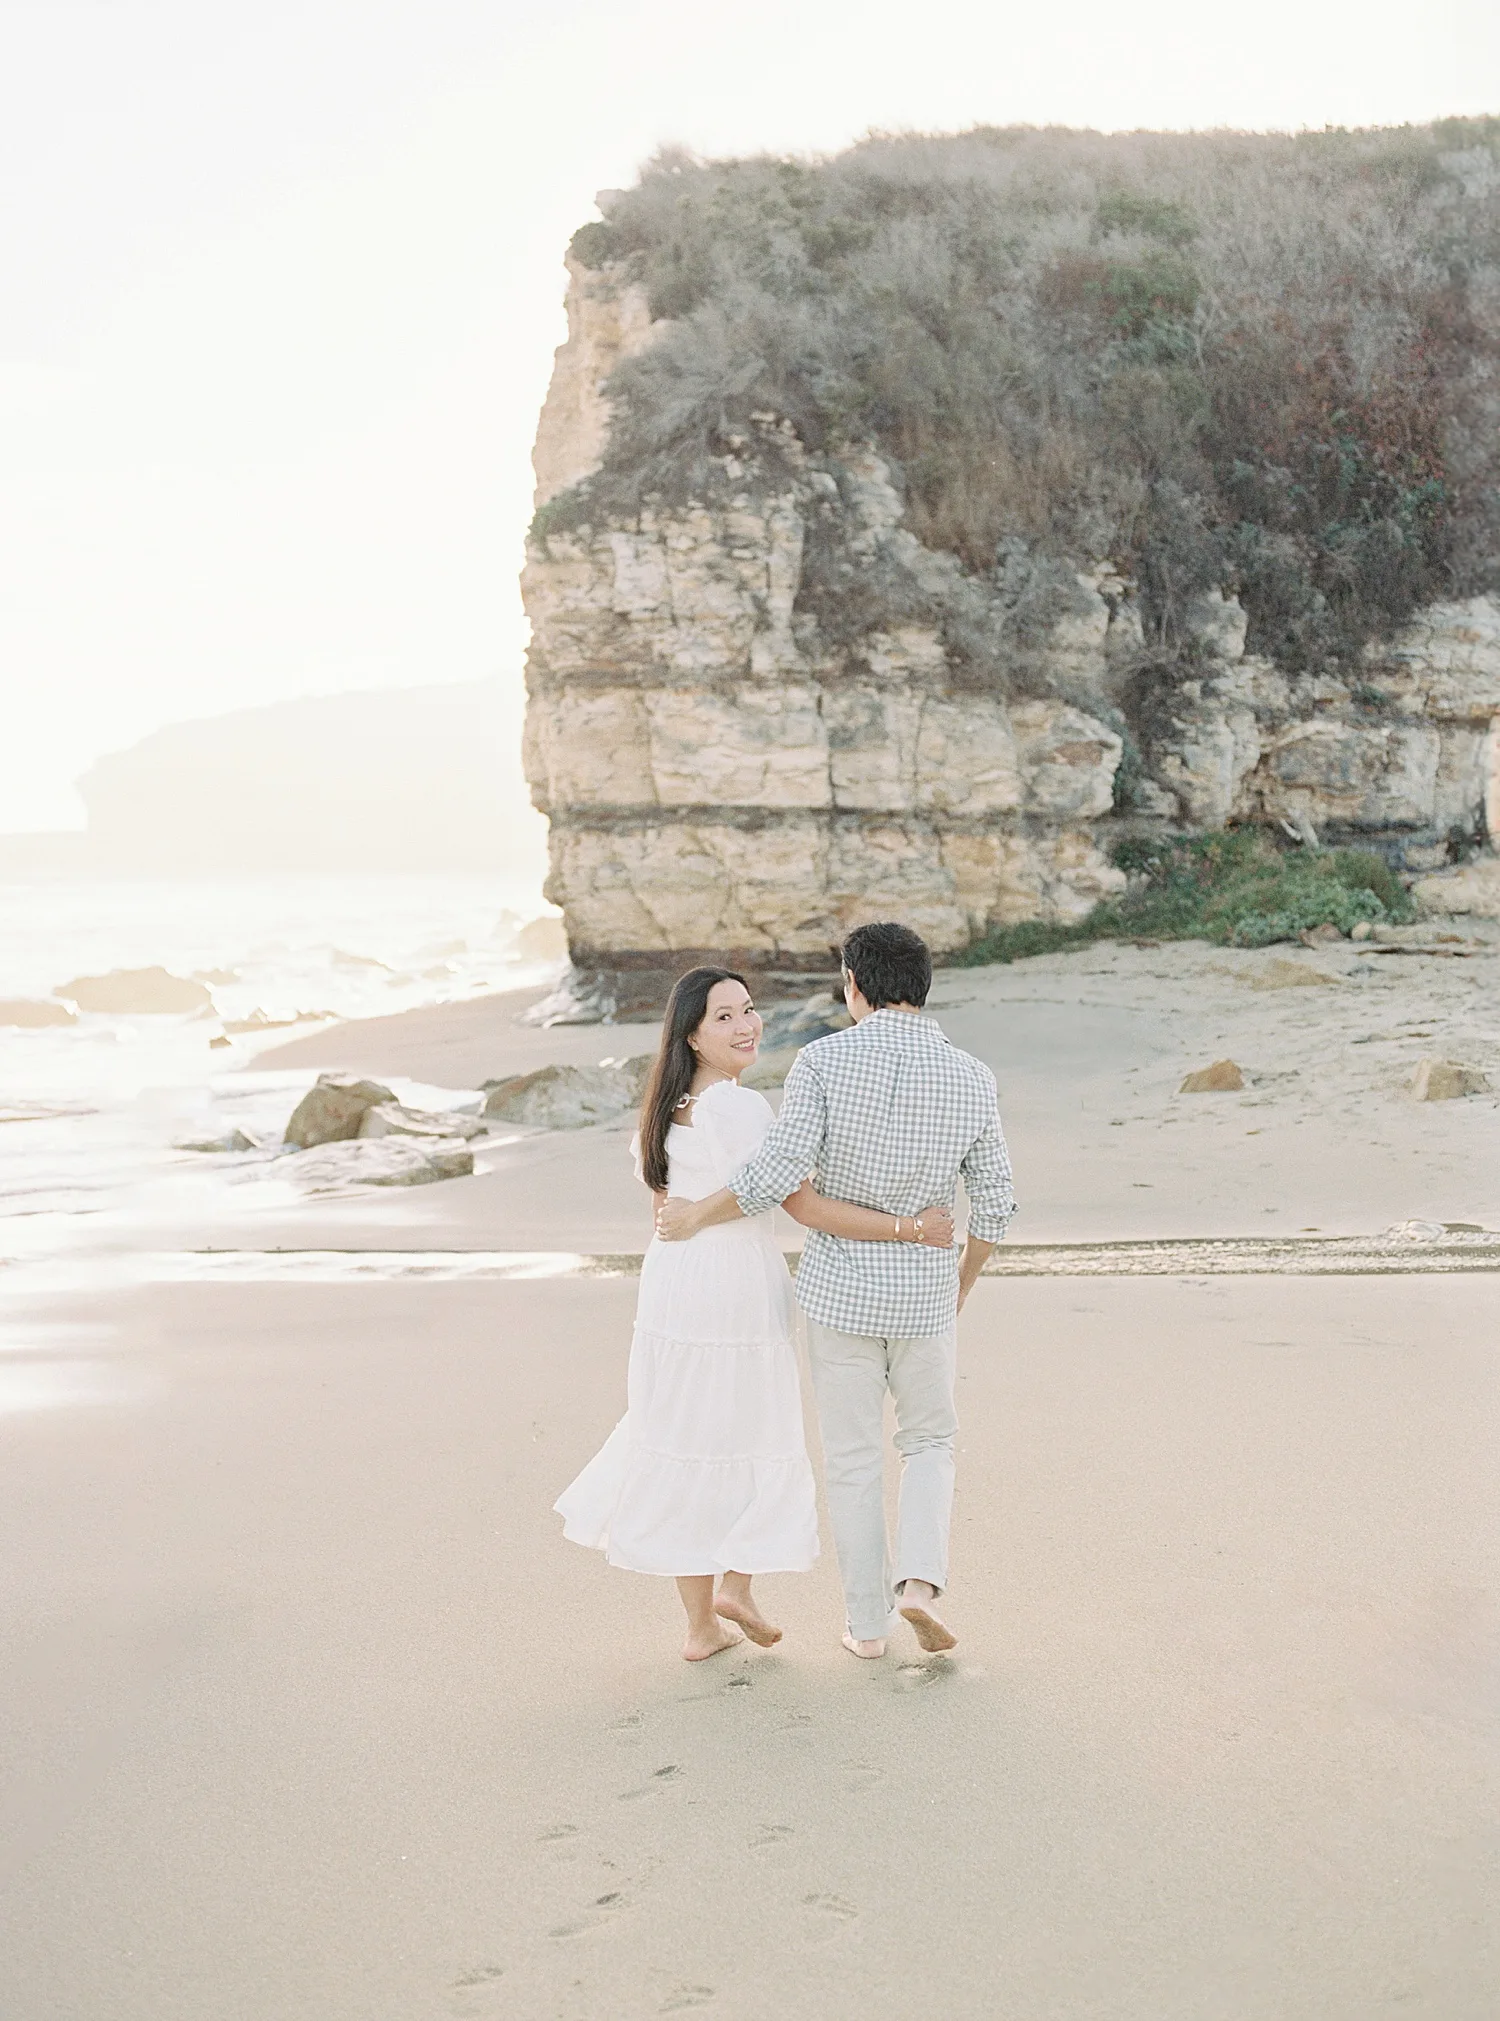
[840,922,932,1010]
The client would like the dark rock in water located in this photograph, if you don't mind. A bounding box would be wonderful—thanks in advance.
[54,967,212,1014]
[284,1072,397,1147]
[0,998,77,1028]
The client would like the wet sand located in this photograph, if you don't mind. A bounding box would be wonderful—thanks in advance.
[4,936,1499,2017]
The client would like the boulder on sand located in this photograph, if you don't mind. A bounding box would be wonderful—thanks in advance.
[54,966,211,1014]
[1180,1059,1246,1093]
[600,1054,653,1100]
[358,1101,487,1142]
[1410,1058,1490,1102]
[482,1058,650,1129]
[0,999,77,1028]
[286,1137,475,1190]
[284,1072,396,1147]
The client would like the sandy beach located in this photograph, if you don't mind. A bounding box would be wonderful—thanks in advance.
[4,935,1499,2018]
[228,929,1500,1251]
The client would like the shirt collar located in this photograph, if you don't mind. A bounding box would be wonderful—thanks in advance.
[861,1007,944,1037]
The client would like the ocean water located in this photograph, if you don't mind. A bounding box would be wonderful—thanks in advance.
[0,871,555,1259]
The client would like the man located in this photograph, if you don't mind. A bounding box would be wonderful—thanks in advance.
[656,921,1015,1659]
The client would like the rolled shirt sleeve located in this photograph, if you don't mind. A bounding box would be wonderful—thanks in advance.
[729,1053,828,1217]
[959,1091,1017,1242]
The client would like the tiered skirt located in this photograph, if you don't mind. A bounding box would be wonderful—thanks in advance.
[555,1221,819,1576]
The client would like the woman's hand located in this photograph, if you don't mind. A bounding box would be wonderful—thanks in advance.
[654,1195,703,1242]
[914,1205,955,1249]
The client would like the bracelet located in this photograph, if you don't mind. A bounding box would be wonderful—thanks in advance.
[914,1214,925,1242]
[893,1215,904,1242]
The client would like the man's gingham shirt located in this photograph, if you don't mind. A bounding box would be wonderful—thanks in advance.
[729,1009,1016,1338]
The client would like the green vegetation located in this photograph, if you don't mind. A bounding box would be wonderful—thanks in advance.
[559,122,1500,680]
[1094,189,1198,246]
[952,831,1416,965]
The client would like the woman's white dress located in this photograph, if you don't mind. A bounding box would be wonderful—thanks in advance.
[554,1080,819,1576]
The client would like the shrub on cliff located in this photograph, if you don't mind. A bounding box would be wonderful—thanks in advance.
[566,122,1500,679]
[953,831,1415,964]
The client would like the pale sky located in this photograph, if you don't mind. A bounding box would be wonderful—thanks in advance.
[2,0,1494,830]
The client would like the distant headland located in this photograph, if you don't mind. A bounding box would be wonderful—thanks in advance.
[1,682,547,878]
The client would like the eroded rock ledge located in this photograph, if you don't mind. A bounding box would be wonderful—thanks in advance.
[522,258,1500,980]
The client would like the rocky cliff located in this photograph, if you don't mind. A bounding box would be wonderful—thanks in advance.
[522,131,1500,988]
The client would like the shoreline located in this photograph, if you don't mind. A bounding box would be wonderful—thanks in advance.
[241,931,1500,1255]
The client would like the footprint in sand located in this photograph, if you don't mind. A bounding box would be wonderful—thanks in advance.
[619,1763,684,1801]
[802,1893,859,1942]
[840,1759,883,1791]
[611,1710,645,1738]
[660,1986,717,2012]
[547,1891,632,1941]
[536,1823,581,1862]
[749,1822,794,1852]
[448,1964,507,2012]
[895,1659,953,1690]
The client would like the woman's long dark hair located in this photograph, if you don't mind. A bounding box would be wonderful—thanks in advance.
[638,966,748,1192]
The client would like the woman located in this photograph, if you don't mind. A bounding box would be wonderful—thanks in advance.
[555,967,954,1662]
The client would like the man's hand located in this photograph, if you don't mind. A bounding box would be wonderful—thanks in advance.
[914,1206,955,1248]
[956,1235,994,1310]
[654,1196,703,1242]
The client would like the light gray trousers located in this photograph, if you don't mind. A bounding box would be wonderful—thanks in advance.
[804,1320,958,1642]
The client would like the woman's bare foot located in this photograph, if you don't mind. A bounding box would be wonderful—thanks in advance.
[897,1581,957,1653]
[683,1622,743,1662]
[714,1594,783,1648]
[841,1632,887,1660]
[676,1574,742,1662]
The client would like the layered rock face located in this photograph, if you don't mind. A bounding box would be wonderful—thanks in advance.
[523,261,1500,975]
[1148,599,1500,858]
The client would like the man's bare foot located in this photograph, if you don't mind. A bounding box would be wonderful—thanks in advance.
[841,1632,887,1660]
[714,1593,783,1648]
[898,1582,957,1653]
[683,1623,743,1663]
